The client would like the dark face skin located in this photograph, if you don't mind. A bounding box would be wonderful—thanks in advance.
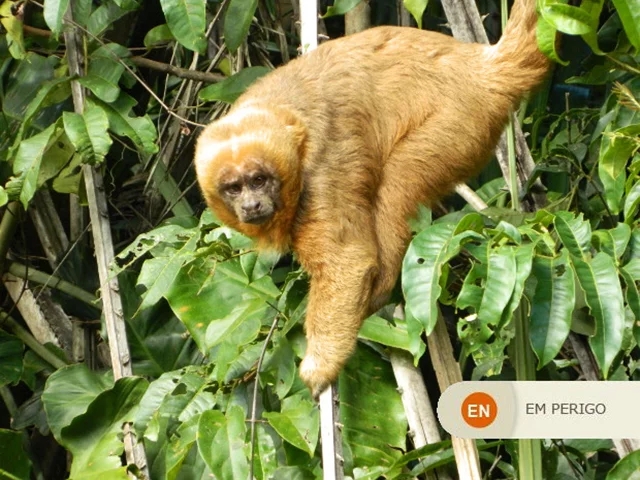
[218,165,282,225]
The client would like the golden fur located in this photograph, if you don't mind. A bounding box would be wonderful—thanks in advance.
[194,0,550,397]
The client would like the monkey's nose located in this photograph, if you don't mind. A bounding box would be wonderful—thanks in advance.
[242,200,262,214]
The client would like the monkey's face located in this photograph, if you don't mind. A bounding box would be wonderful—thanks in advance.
[217,161,282,225]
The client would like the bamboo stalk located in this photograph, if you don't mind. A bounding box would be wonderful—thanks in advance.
[62,7,149,476]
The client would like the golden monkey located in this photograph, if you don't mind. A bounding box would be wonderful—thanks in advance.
[194,0,550,398]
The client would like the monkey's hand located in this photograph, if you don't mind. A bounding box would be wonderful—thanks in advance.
[299,346,344,399]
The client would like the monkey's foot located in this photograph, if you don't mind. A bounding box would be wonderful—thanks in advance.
[299,352,341,400]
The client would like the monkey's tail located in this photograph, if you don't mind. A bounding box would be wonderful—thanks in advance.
[491,0,551,98]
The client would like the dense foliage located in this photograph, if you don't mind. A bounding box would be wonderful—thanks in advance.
[0,0,639,479]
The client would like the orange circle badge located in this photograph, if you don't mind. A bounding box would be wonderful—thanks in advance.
[461,392,498,428]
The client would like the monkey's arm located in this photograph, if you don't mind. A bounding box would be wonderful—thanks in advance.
[295,222,379,398]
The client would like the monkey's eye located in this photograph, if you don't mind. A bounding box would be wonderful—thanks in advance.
[251,175,267,189]
[225,183,242,196]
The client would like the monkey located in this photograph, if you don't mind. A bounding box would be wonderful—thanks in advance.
[194,0,551,398]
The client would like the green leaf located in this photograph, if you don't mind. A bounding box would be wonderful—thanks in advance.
[403,0,428,29]
[43,0,70,36]
[323,0,362,18]
[224,0,259,52]
[264,394,319,456]
[63,102,112,165]
[403,213,484,334]
[88,3,130,37]
[0,429,31,479]
[572,252,625,377]
[7,76,69,155]
[536,16,567,65]
[0,187,8,207]
[339,345,406,474]
[500,242,536,325]
[0,332,23,387]
[42,364,113,440]
[11,123,58,208]
[160,0,206,53]
[621,267,640,322]
[606,448,640,480]
[63,377,148,477]
[97,93,159,155]
[133,366,215,440]
[36,130,75,186]
[624,179,640,224]
[198,407,250,479]
[592,223,631,260]
[204,298,263,349]
[598,132,636,214]
[0,1,26,58]
[78,44,128,103]
[540,3,593,35]
[611,0,640,50]
[578,0,605,55]
[359,314,410,351]
[166,257,278,353]
[477,245,517,325]
[52,153,84,194]
[254,424,279,480]
[530,252,575,367]
[136,230,199,311]
[553,211,592,260]
[199,66,270,104]
[144,24,175,48]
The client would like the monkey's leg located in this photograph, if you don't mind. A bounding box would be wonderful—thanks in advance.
[297,230,379,398]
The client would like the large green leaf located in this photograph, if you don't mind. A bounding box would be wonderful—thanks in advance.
[572,252,625,377]
[224,0,259,52]
[63,377,149,477]
[166,257,278,353]
[199,66,270,104]
[264,394,319,456]
[0,332,23,387]
[403,213,484,334]
[606,447,640,480]
[611,0,640,50]
[42,364,113,440]
[160,0,206,53]
[530,251,575,368]
[197,407,250,479]
[339,345,406,476]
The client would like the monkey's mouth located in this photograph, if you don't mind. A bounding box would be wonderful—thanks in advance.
[241,212,273,225]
